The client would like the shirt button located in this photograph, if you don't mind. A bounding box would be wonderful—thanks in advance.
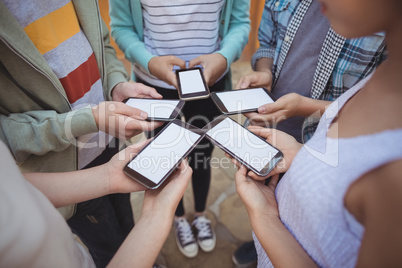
[275,1,280,7]
[284,35,290,42]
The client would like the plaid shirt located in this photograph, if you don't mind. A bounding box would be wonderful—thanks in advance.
[251,0,386,142]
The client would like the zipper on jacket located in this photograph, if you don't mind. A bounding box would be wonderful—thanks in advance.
[94,0,106,85]
[0,37,72,110]
[1,36,78,170]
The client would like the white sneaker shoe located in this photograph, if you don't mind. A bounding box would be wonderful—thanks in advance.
[174,217,198,258]
[193,215,216,252]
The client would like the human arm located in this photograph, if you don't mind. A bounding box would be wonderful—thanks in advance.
[227,126,302,180]
[91,101,162,140]
[100,19,130,101]
[0,108,99,165]
[148,56,186,88]
[345,159,402,267]
[100,18,163,101]
[236,57,274,90]
[109,0,154,73]
[235,0,280,90]
[235,165,318,267]
[23,140,151,208]
[109,1,186,87]
[244,93,332,126]
[215,0,250,74]
[107,160,192,267]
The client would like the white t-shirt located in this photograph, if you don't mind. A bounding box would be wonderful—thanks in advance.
[134,0,225,89]
[0,142,95,268]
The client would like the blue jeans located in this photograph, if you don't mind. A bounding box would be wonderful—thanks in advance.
[67,140,134,268]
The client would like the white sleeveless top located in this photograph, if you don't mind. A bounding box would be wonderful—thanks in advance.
[254,75,402,268]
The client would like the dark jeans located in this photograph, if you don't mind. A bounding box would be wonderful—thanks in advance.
[138,75,229,216]
[67,139,134,268]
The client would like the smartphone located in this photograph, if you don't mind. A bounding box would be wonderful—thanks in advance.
[123,98,185,121]
[124,120,204,189]
[176,67,210,101]
[203,115,283,176]
[211,87,276,115]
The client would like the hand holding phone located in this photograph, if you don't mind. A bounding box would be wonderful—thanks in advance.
[124,98,185,121]
[203,115,283,176]
[124,120,204,189]
[176,67,210,101]
[211,88,275,115]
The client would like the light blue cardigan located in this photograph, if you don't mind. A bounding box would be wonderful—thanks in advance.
[109,0,250,74]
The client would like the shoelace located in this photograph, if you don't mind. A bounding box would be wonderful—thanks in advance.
[177,219,195,245]
[193,216,212,238]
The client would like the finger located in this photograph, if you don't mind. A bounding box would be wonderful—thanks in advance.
[247,170,269,181]
[258,103,279,114]
[243,112,258,119]
[246,114,272,126]
[247,126,274,139]
[122,120,151,137]
[123,139,151,161]
[236,76,251,89]
[135,84,163,99]
[267,174,280,190]
[202,70,212,86]
[166,71,179,89]
[236,165,248,179]
[188,57,202,68]
[117,102,148,119]
[170,57,186,69]
[231,158,242,169]
[178,159,192,175]
[266,168,279,179]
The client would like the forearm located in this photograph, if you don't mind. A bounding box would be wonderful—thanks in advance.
[23,165,109,208]
[251,214,317,268]
[101,19,129,100]
[297,96,331,118]
[255,57,274,73]
[0,108,98,164]
[108,212,173,267]
[109,0,154,72]
[217,0,250,70]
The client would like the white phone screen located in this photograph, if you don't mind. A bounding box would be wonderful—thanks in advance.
[216,88,274,112]
[125,99,180,119]
[206,117,278,172]
[179,69,206,94]
[127,123,201,184]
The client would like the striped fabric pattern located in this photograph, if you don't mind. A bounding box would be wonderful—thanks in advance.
[134,0,224,88]
[3,0,104,109]
[251,0,386,142]
[3,0,109,169]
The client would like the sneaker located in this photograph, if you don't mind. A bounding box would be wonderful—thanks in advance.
[192,215,216,252]
[232,241,257,266]
[174,217,198,258]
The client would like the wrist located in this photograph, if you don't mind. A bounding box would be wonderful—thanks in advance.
[140,209,174,226]
[91,106,100,129]
[111,82,124,101]
[250,212,282,234]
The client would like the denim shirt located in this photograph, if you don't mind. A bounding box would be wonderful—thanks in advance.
[251,0,386,141]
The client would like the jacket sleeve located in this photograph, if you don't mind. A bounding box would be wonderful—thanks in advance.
[251,0,277,70]
[109,0,155,73]
[101,19,130,101]
[0,108,98,165]
[217,0,251,71]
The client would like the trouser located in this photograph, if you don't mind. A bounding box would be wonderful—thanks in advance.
[67,139,134,268]
[138,74,229,216]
